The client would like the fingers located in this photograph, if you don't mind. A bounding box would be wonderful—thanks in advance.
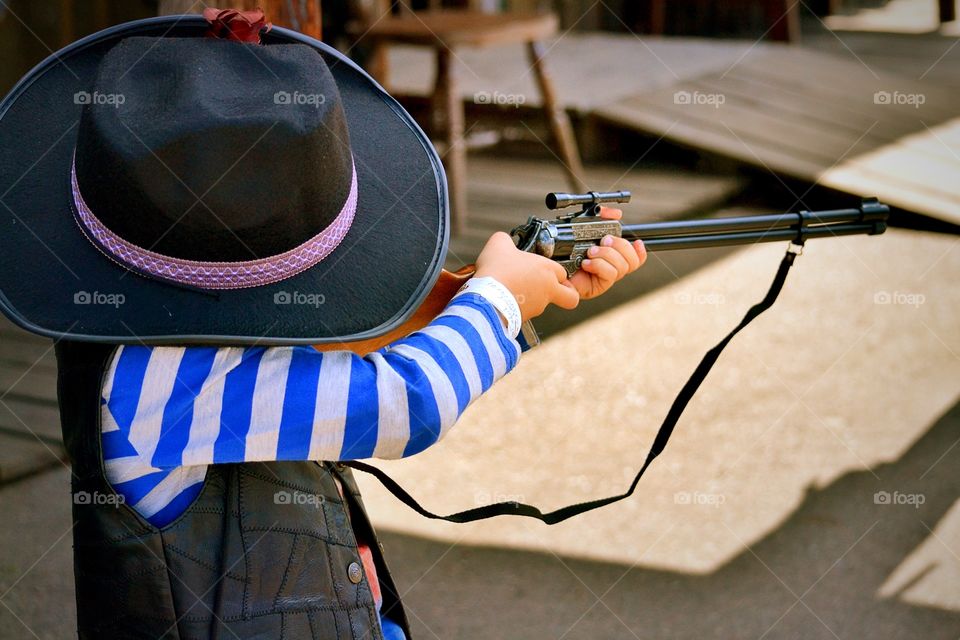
[486,231,515,249]
[634,239,647,268]
[598,206,622,220]
[551,280,580,309]
[587,239,630,278]
[610,236,641,272]
[548,258,569,283]
[580,255,618,283]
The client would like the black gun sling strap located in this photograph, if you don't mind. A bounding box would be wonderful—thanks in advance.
[345,245,801,525]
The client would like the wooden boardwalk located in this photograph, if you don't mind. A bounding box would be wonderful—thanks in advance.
[445,154,744,268]
[595,46,960,225]
[0,323,66,483]
[388,33,960,225]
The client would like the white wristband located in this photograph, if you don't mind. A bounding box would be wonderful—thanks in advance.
[456,276,522,339]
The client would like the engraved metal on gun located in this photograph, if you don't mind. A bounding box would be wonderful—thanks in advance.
[510,218,625,276]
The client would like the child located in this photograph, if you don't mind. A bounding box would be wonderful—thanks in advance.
[0,10,643,639]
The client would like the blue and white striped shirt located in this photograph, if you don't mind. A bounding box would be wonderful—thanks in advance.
[100,292,521,527]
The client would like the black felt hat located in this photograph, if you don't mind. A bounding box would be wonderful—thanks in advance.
[0,13,448,345]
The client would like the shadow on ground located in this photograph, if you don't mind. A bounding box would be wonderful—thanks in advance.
[380,400,960,639]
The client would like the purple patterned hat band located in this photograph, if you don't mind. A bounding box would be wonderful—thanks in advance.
[70,154,357,290]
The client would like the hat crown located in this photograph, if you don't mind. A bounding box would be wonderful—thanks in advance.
[75,36,353,261]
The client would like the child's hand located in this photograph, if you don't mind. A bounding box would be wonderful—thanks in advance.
[568,206,646,300]
[474,232,579,321]
[472,205,646,321]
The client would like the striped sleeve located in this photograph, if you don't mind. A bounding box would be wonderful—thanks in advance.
[101,292,521,476]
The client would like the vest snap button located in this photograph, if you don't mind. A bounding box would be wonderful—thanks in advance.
[347,561,363,584]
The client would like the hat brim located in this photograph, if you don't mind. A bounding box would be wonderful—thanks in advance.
[0,16,448,345]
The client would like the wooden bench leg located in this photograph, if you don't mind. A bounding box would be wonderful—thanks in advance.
[60,0,75,48]
[527,41,586,193]
[766,0,801,43]
[940,0,956,24]
[434,47,467,234]
[649,0,666,34]
[367,40,390,88]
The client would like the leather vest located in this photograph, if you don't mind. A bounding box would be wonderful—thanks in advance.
[55,340,411,640]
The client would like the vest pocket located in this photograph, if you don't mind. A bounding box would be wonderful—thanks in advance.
[235,463,378,621]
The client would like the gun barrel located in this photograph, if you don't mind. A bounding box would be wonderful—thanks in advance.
[627,222,885,251]
[545,190,632,210]
[621,207,863,239]
[617,201,888,250]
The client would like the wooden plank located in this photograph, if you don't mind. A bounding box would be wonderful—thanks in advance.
[819,167,960,222]
[446,154,748,266]
[695,74,946,151]
[0,363,59,404]
[0,320,63,450]
[700,74,960,173]
[597,101,827,179]
[459,155,745,226]
[466,156,742,194]
[0,340,56,373]
[664,79,960,178]
[0,432,65,484]
[605,88,960,206]
[836,147,960,203]
[712,65,955,139]
[802,32,960,91]
[0,325,50,346]
[600,101,960,221]
[730,52,958,121]
[0,397,62,444]
[594,43,960,224]
[668,83,879,163]
[742,46,958,102]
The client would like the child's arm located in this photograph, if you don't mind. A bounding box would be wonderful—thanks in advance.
[100,208,643,481]
[102,289,519,473]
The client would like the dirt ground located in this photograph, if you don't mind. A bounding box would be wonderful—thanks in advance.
[0,228,957,639]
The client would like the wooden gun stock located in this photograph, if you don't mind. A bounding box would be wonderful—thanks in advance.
[313,264,476,355]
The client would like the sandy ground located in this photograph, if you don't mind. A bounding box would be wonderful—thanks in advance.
[354,227,960,638]
[0,228,957,639]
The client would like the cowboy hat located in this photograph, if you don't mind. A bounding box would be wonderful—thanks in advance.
[0,12,448,345]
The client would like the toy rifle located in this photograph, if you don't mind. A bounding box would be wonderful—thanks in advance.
[321,191,888,354]
[517,190,887,272]
[339,192,890,526]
